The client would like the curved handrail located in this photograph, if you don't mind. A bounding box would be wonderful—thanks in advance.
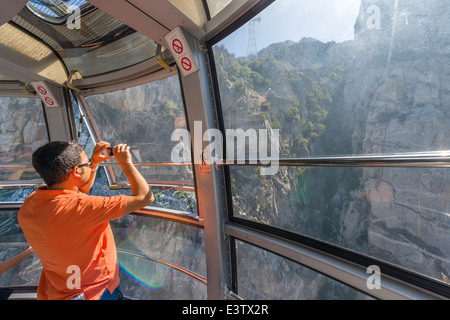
[0,243,206,285]
[0,246,33,275]
[116,248,207,285]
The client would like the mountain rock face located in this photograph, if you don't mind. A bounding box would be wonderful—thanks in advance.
[215,0,450,298]
[343,0,450,285]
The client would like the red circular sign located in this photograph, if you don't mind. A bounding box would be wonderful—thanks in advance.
[181,57,192,71]
[172,39,183,54]
[37,86,47,95]
[44,96,54,106]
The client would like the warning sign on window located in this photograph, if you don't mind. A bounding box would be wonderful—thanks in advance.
[31,81,60,108]
[164,26,199,77]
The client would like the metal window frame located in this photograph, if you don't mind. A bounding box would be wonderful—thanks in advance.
[226,220,449,300]
[204,0,273,43]
[175,26,232,300]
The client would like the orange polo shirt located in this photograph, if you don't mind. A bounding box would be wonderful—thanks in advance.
[18,187,127,300]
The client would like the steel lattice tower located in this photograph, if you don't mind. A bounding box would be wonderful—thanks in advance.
[247,16,261,57]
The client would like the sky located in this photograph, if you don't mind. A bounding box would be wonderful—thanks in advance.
[219,0,362,57]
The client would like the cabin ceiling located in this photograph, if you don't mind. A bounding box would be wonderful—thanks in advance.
[0,0,258,94]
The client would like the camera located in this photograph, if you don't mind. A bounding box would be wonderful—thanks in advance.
[106,147,114,156]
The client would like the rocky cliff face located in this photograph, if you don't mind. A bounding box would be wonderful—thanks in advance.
[340,0,450,283]
[0,97,47,181]
[215,0,450,297]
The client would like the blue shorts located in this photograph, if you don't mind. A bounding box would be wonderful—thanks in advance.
[99,285,123,300]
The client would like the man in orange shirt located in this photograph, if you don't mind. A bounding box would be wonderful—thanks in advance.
[18,140,154,300]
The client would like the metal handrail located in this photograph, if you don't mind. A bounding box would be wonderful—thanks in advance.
[216,151,450,168]
[0,242,29,247]
[116,248,207,285]
[0,162,191,168]
[100,162,192,167]
[3,150,450,169]
[0,203,202,227]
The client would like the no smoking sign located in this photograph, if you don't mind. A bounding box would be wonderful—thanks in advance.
[31,81,60,108]
[37,86,47,95]
[172,39,183,54]
[181,57,192,71]
[165,26,199,77]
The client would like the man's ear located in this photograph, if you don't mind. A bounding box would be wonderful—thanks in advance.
[71,166,83,178]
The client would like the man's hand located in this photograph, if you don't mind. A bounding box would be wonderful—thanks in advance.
[112,144,133,166]
[91,141,114,167]
[110,144,154,214]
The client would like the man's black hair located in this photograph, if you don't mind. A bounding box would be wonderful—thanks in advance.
[32,140,84,187]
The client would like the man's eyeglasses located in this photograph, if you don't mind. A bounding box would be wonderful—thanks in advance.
[77,160,92,168]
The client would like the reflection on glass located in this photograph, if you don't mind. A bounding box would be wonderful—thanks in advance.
[111,215,206,299]
[0,97,47,181]
[62,31,158,78]
[117,253,206,300]
[86,76,194,183]
[230,165,450,285]
[13,7,158,77]
[213,0,450,158]
[235,240,373,300]
[27,0,90,20]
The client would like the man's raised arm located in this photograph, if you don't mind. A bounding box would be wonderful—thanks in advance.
[113,144,154,214]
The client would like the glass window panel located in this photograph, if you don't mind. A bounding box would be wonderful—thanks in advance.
[0,211,27,244]
[111,215,206,277]
[85,76,194,184]
[0,246,41,288]
[117,252,206,300]
[71,91,95,156]
[0,97,47,182]
[213,0,450,158]
[230,165,450,286]
[75,89,197,215]
[89,169,198,214]
[0,189,35,203]
[235,240,373,300]
[0,211,41,288]
[111,215,206,299]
